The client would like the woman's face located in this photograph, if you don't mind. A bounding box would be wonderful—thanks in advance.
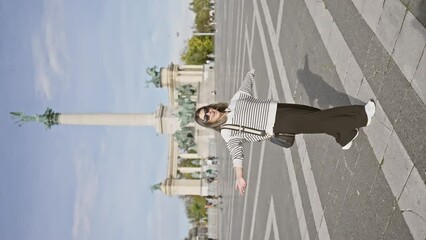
[198,106,224,124]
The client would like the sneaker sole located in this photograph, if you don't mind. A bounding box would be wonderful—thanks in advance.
[342,129,359,150]
[365,100,376,126]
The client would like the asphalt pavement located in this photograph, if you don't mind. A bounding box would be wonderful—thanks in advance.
[212,0,426,239]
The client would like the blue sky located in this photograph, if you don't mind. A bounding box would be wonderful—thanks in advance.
[0,0,195,239]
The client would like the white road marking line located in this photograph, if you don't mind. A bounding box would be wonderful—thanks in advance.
[255,0,331,239]
[264,196,280,240]
[248,2,312,239]
[276,0,285,40]
[248,141,267,240]
[239,26,256,240]
[235,0,244,82]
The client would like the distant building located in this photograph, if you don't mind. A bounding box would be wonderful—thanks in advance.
[15,62,218,197]
[153,63,218,196]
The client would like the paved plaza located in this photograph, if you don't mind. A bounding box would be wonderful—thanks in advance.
[212,0,426,239]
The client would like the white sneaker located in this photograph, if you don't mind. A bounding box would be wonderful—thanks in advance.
[365,100,376,126]
[342,141,352,150]
[342,129,359,150]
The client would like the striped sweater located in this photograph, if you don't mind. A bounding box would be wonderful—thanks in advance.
[221,70,278,168]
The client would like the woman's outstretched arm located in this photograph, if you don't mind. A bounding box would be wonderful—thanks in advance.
[238,70,255,96]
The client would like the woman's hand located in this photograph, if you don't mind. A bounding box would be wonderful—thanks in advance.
[235,176,247,195]
[234,167,246,195]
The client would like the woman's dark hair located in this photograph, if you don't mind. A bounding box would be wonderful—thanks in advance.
[194,103,229,132]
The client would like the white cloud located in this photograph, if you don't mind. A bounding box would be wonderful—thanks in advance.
[71,145,99,240]
[32,0,68,100]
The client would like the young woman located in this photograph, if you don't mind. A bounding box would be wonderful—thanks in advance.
[194,70,376,195]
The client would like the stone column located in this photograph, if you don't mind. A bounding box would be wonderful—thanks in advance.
[179,153,201,159]
[179,65,204,71]
[176,74,203,83]
[178,167,202,174]
[58,113,156,126]
[160,178,207,196]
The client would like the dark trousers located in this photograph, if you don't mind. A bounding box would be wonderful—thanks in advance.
[273,103,368,146]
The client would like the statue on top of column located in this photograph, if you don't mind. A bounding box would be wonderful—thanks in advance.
[10,108,60,128]
[145,65,161,88]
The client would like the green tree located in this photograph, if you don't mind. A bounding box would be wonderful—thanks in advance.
[189,0,208,12]
[185,196,207,222]
[191,0,215,33]
[181,36,213,65]
[194,10,214,33]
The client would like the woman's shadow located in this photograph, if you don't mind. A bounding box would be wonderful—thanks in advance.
[296,55,364,108]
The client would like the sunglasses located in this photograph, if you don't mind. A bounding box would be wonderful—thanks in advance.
[202,107,211,122]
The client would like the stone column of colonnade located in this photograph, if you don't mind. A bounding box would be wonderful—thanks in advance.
[178,65,204,70]
[178,167,202,174]
[160,178,207,196]
[177,153,204,175]
[176,64,204,84]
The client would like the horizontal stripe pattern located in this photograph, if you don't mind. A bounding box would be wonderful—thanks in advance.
[221,70,277,167]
